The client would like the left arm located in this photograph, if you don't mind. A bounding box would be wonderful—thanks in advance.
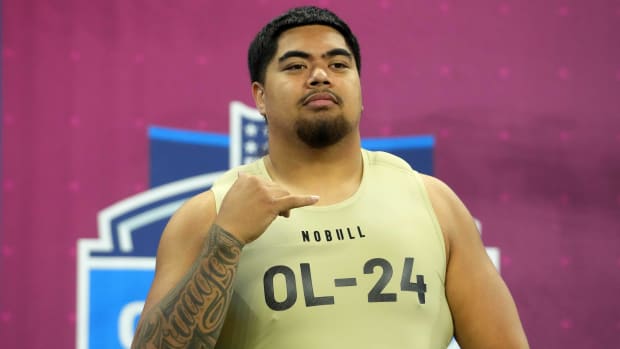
[422,175,529,349]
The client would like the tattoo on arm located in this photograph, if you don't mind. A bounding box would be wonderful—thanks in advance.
[131,224,243,349]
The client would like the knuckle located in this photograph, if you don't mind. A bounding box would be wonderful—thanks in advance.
[266,196,277,206]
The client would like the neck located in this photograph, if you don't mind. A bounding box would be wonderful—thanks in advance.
[265,133,363,204]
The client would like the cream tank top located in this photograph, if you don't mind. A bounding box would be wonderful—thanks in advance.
[212,150,453,349]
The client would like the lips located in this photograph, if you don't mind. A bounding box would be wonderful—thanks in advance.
[302,92,339,106]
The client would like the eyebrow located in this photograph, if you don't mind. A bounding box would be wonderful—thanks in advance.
[277,48,353,63]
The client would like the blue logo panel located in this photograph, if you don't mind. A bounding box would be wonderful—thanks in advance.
[88,268,154,349]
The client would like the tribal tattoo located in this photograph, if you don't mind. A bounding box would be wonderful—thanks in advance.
[132,225,243,349]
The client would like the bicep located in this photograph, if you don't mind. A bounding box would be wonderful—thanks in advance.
[141,191,217,316]
[445,216,525,348]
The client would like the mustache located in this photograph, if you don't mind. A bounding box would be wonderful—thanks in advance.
[299,90,343,106]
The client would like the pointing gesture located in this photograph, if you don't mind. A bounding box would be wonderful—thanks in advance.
[214,173,319,244]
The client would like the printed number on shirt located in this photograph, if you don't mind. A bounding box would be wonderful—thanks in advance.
[263,257,427,311]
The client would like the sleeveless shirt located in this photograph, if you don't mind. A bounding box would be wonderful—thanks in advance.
[212,149,453,349]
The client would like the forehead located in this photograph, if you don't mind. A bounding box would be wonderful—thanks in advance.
[275,25,349,56]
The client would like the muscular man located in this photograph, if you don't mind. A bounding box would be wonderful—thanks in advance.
[132,6,529,349]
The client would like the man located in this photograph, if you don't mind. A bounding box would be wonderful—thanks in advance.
[132,6,529,349]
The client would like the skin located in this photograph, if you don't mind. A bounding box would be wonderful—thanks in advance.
[252,25,364,204]
[132,25,529,348]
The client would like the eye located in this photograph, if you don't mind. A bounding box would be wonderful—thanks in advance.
[284,63,306,71]
[330,62,350,70]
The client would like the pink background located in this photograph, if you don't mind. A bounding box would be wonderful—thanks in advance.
[2,0,620,347]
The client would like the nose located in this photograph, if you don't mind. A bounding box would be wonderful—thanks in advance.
[307,66,330,87]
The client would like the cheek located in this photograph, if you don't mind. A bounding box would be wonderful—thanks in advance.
[266,82,295,104]
[264,93,283,112]
[346,85,363,109]
[345,77,363,99]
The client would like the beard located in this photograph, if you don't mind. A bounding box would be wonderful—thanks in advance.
[295,113,353,149]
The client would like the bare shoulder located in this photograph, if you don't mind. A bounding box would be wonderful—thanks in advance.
[419,174,490,250]
[419,173,467,215]
[419,174,471,255]
[141,190,217,314]
[159,190,217,245]
[154,190,217,258]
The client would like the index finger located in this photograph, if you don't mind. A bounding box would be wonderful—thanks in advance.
[275,194,320,214]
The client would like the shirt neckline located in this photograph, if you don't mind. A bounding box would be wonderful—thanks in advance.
[257,149,369,211]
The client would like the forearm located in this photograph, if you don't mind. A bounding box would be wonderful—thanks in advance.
[131,224,244,349]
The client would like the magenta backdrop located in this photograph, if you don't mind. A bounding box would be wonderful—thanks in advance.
[2,0,620,348]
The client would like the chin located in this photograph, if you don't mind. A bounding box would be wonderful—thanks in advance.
[295,115,352,149]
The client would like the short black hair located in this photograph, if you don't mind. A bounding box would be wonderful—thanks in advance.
[248,6,361,84]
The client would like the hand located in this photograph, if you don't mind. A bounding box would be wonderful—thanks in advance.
[214,173,319,244]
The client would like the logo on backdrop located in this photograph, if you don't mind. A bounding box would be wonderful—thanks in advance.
[75,101,487,349]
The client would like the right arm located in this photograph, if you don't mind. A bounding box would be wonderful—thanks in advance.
[131,173,319,349]
[131,190,243,349]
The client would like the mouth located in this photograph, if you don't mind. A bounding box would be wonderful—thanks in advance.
[302,92,339,107]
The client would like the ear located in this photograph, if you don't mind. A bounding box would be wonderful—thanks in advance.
[252,82,267,116]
